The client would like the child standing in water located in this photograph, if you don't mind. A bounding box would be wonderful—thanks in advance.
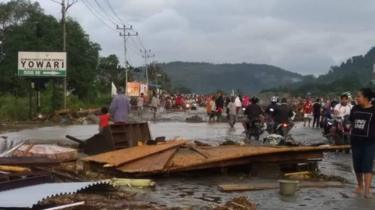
[98,107,110,133]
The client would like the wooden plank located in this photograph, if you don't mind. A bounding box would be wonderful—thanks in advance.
[166,145,326,171]
[167,151,322,172]
[83,140,186,167]
[218,181,344,192]
[117,148,177,173]
[0,157,62,165]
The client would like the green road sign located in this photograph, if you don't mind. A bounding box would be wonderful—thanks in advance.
[18,51,67,77]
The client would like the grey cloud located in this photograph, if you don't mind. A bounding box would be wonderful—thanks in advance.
[32,0,375,75]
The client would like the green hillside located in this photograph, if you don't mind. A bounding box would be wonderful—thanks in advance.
[159,62,303,94]
[262,47,375,96]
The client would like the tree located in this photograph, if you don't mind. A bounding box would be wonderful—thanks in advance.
[147,63,172,91]
[0,0,101,102]
[97,54,124,90]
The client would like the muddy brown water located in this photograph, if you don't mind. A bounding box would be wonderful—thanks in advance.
[1,121,375,209]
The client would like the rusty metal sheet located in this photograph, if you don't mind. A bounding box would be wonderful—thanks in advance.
[83,140,186,167]
[117,148,177,173]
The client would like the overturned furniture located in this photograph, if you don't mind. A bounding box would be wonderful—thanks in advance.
[66,122,152,155]
[82,141,350,176]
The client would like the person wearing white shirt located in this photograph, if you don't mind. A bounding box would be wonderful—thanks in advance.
[234,96,242,114]
[333,95,353,119]
[330,94,353,144]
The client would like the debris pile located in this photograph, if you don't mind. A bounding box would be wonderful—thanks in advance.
[83,140,350,176]
[218,181,344,192]
[13,144,78,161]
[66,122,152,155]
[36,108,100,125]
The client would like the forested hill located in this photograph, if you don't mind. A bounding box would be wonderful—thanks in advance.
[317,47,375,84]
[158,62,303,94]
[263,47,375,96]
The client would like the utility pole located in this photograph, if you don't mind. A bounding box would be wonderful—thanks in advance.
[60,0,76,109]
[140,49,155,87]
[116,25,138,95]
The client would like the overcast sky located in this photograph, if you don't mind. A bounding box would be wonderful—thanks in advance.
[27,0,375,75]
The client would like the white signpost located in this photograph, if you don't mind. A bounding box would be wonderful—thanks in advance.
[18,51,67,77]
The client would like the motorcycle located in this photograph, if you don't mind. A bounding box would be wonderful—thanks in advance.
[325,115,351,153]
[265,108,276,134]
[276,122,293,139]
[246,119,265,141]
[334,115,351,150]
[323,117,335,136]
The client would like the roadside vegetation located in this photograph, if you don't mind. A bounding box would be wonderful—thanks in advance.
[0,0,171,121]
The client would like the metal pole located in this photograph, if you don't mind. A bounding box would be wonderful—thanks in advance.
[141,49,155,88]
[29,81,32,119]
[144,50,148,86]
[123,29,127,93]
[62,0,67,109]
[117,25,137,95]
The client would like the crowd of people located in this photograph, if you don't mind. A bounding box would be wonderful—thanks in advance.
[97,87,375,198]
[204,90,375,198]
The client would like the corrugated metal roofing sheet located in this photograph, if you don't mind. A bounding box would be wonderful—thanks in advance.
[0,181,109,209]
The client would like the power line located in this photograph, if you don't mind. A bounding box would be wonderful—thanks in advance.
[80,0,116,31]
[129,36,143,53]
[140,49,155,86]
[136,35,146,50]
[49,0,61,4]
[93,0,121,26]
[83,0,115,27]
[104,0,124,24]
[117,25,138,94]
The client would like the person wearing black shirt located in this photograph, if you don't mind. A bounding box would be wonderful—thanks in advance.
[350,88,375,198]
[215,93,225,121]
[274,98,294,126]
[243,97,263,131]
[312,99,322,128]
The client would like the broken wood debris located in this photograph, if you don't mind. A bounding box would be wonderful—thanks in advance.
[82,140,350,176]
[83,140,186,167]
[218,181,345,192]
[0,156,61,165]
[13,144,78,162]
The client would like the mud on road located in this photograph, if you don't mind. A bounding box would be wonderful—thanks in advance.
[1,110,375,209]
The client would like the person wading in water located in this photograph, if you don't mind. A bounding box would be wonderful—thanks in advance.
[350,88,375,198]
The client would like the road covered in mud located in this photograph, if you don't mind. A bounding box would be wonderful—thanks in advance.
[0,109,374,210]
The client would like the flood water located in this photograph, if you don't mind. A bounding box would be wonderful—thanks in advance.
[1,122,243,145]
[1,119,375,209]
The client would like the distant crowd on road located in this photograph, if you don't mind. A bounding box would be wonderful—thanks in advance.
[203,89,375,199]
[98,87,375,198]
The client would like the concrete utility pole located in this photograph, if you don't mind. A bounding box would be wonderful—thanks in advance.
[140,49,155,87]
[116,25,138,95]
[59,0,77,109]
